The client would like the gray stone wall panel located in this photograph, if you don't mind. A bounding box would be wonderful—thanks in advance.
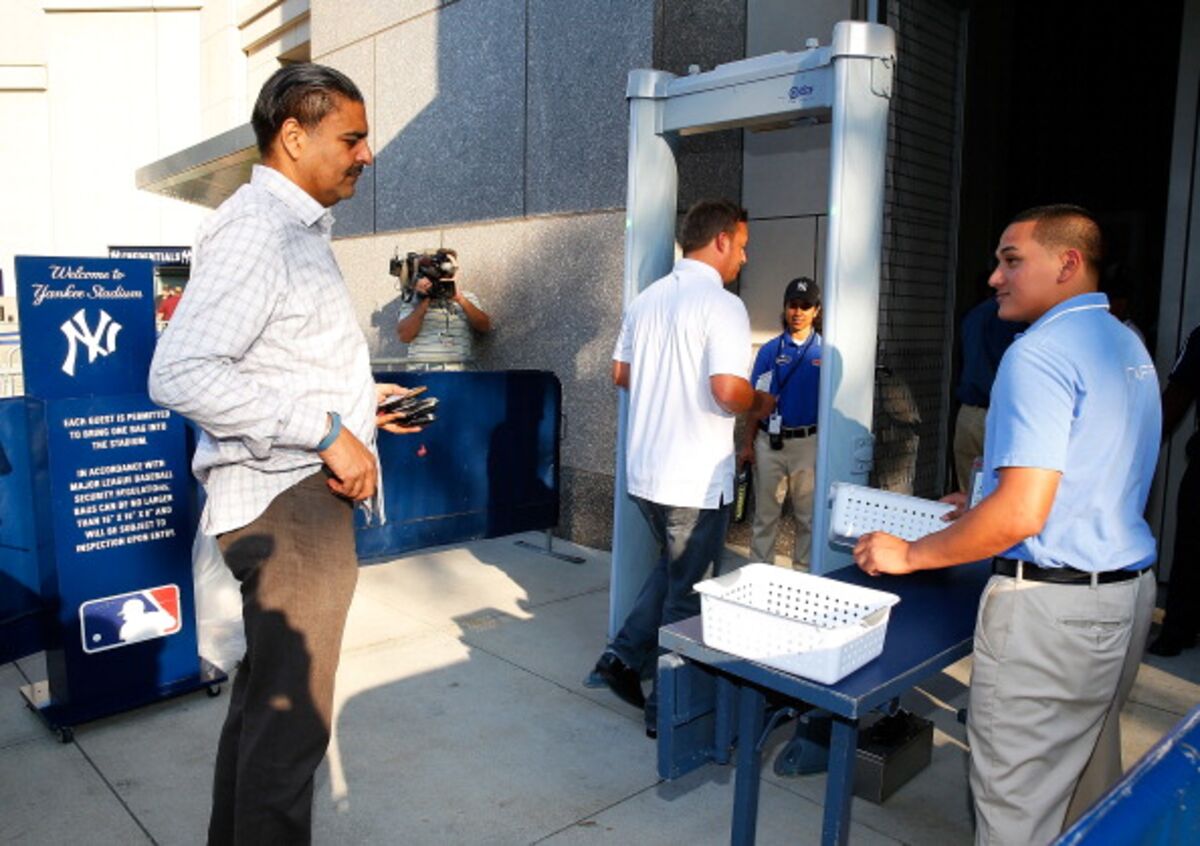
[332,210,625,478]
[323,38,377,238]
[374,0,527,231]
[525,0,654,214]
[440,212,625,474]
[311,0,447,59]
[557,465,616,550]
[654,0,746,210]
[333,225,443,360]
[746,0,852,55]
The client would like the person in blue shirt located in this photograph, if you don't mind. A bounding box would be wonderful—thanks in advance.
[739,277,822,568]
[1148,322,1200,656]
[953,295,1024,493]
[854,205,1159,845]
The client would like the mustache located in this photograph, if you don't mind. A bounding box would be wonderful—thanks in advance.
[347,165,365,177]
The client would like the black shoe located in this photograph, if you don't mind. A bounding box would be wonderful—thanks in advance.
[645,725,657,740]
[1148,633,1196,657]
[592,651,646,709]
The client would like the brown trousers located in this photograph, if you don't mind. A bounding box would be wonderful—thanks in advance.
[208,471,358,846]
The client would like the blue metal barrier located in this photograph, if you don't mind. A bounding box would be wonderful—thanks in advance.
[358,370,561,561]
[5,256,214,735]
[4,369,561,664]
[0,396,43,664]
[1055,704,1200,845]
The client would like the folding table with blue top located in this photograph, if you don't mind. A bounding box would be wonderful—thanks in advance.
[656,560,992,846]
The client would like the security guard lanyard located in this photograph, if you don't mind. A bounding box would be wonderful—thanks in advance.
[768,331,816,434]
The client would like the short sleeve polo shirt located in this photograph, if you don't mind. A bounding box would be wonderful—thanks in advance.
[749,331,821,427]
[614,258,752,509]
[981,292,1161,572]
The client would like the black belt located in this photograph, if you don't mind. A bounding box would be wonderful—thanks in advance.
[992,556,1143,585]
[758,423,817,439]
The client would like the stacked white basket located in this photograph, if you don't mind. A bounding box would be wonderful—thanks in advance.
[695,564,899,684]
[695,483,958,683]
[827,481,956,546]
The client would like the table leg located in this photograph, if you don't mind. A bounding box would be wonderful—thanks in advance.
[714,675,736,765]
[731,683,766,846]
[821,715,859,846]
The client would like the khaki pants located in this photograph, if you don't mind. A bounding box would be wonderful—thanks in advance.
[749,430,817,567]
[967,568,1155,845]
[954,404,987,493]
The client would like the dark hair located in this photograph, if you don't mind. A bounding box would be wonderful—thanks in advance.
[1010,204,1104,272]
[251,63,364,155]
[679,200,748,254]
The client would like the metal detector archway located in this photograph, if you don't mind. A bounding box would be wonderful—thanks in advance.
[611,21,895,636]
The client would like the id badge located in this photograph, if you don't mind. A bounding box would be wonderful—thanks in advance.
[767,413,782,435]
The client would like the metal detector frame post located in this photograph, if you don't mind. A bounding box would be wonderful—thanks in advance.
[611,21,895,636]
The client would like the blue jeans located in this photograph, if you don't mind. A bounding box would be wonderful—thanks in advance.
[611,495,730,725]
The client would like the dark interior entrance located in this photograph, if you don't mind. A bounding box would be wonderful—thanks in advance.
[954,0,1186,355]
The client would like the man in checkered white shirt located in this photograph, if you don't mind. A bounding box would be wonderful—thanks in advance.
[149,63,416,845]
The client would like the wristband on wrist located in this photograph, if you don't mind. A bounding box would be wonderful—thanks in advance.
[316,411,341,452]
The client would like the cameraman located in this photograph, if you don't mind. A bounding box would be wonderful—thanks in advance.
[396,273,492,371]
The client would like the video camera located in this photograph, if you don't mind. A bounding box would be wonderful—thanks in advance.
[390,248,459,302]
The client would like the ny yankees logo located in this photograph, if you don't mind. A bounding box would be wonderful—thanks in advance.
[60,308,122,376]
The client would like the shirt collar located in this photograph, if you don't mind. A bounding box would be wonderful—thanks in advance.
[675,257,724,287]
[781,330,818,348]
[1026,291,1110,334]
[252,164,335,232]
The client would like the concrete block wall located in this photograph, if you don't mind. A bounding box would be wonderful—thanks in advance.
[313,0,746,549]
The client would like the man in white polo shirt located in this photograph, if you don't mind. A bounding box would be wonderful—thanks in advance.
[591,199,775,737]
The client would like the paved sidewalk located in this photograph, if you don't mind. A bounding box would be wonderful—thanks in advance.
[3,531,1197,844]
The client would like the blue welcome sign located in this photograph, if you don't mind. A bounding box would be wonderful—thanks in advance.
[9,255,216,736]
[15,256,156,400]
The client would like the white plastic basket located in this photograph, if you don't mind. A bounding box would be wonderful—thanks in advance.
[694,564,900,684]
[828,481,956,547]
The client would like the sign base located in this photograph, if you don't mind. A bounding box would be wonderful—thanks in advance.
[19,658,227,743]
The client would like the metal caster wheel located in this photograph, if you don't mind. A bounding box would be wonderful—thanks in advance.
[56,726,74,744]
[206,684,223,698]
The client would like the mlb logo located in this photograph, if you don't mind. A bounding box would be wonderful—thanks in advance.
[80,585,181,654]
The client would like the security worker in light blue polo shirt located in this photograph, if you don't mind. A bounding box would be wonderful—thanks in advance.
[740,277,822,567]
[854,205,1159,846]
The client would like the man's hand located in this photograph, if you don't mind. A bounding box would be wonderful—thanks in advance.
[375,383,424,435]
[414,278,433,298]
[738,442,755,467]
[939,491,969,521]
[854,532,914,576]
[453,285,492,333]
[319,426,378,501]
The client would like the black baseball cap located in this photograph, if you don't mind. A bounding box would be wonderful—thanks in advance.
[784,277,820,306]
